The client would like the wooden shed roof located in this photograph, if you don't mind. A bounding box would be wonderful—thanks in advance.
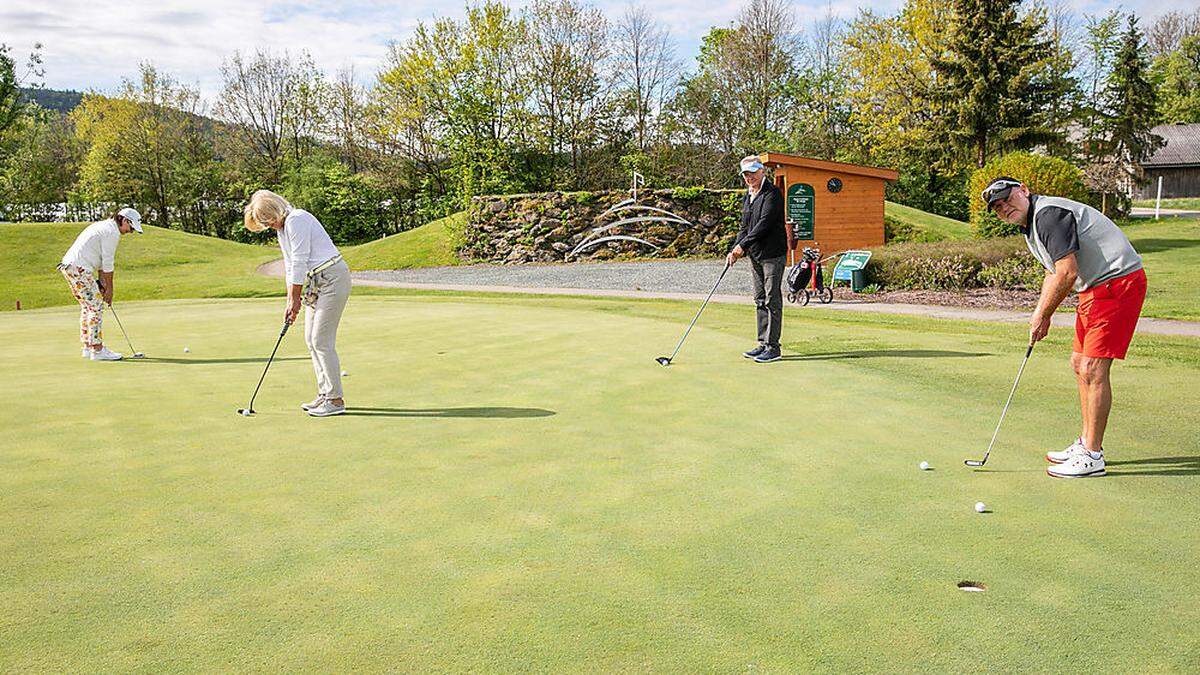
[760,153,900,181]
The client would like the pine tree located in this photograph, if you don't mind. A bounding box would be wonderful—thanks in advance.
[1103,15,1163,175]
[932,0,1059,167]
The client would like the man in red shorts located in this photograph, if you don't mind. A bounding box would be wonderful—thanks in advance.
[983,177,1147,478]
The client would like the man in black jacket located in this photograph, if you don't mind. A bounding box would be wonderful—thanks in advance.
[727,155,789,363]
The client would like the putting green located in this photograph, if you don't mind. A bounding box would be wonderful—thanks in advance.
[2,295,1198,671]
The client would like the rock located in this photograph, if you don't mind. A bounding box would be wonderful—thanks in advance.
[486,200,506,214]
[551,242,570,252]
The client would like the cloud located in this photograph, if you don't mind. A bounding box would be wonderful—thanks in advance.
[1,0,1180,104]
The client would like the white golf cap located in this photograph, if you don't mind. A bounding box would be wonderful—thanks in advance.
[117,207,143,233]
[740,157,765,173]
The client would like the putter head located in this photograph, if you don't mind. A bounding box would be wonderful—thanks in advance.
[237,408,255,417]
[964,459,985,467]
[131,352,146,359]
[655,356,671,367]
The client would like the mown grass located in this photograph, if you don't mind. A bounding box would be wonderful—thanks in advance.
[1,294,1198,671]
[1132,197,1200,210]
[342,212,467,271]
[884,201,973,242]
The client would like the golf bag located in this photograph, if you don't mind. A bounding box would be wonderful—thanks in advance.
[787,247,833,305]
[786,249,816,297]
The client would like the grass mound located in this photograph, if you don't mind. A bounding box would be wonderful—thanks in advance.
[342,212,466,271]
[2,222,280,311]
[884,202,973,242]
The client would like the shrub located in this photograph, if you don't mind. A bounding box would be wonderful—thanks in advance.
[280,155,391,244]
[864,236,1043,290]
[968,152,1089,238]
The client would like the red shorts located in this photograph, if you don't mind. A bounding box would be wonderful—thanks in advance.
[1074,269,1147,360]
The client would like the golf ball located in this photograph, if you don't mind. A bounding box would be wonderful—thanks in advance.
[341,370,348,377]
[241,410,251,417]
[975,502,986,513]
[183,347,190,353]
[919,461,930,471]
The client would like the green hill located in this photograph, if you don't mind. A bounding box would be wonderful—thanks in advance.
[3,223,281,311]
[884,202,973,242]
[342,212,466,271]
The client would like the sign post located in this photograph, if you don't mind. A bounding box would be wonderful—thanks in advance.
[832,250,873,292]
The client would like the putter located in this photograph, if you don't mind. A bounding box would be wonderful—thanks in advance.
[107,304,145,358]
[965,342,1034,467]
[237,320,292,416]
[656,262,731,367]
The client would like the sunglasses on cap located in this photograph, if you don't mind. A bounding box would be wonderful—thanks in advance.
[981,179,1023,208]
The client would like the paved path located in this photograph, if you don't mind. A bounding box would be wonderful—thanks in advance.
[259,259,1200,337]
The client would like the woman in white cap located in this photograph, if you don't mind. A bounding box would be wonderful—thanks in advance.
[58,207,142,361]
[243,190,351,417]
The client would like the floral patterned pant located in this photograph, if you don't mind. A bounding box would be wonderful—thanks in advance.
[59,264,104,347]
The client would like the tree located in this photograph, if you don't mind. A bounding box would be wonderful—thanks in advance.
[525,0,611,186]
[1102,14,1163,199]
[612,5,677,152]
[787,8,853,161]
[327,66,371,173]
[1145,9,1200,61]
[1152,35,1200,123]
[932,0,1059,167]
[0,43,42,142]
[0,107,84,214]
[73,64,226,233]
[214,49,327,184]
[1080,11,1122,161]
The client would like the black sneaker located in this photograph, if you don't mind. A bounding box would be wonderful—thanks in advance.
[743,344,767,359]
[754,346,782,363]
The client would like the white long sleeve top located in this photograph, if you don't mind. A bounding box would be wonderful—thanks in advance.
[277,209,340,285]
[61,219,121,273]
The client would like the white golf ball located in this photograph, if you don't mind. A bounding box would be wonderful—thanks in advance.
[919,461,930,471]
[183,347,190,353]
[975,502,987,513]
[241,410,251,417]
[340,370,348,377]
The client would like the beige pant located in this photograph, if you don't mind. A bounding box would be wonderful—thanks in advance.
[303,260,352,399]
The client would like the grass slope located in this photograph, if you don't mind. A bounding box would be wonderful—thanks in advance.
[2,223,280,311]
[1,295,1198,670]
[342,212,466,271]
[1125,216,1200,321]
[884,201,973,241]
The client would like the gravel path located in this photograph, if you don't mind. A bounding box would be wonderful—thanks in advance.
[259,259,1200,337]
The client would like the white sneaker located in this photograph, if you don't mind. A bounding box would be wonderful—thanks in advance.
[307,400,345,417]
[1046,438,1086,464]
[82,347,91,358]
[89,346,123,361]
[300,395,325,411]
[1047,447,1106,478]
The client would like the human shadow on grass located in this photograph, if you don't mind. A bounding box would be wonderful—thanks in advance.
[1105,456,1200,477]
[1128,238,1200,255]
[342,406,556,419]
[778,349,990,362]
[124,357,310,365]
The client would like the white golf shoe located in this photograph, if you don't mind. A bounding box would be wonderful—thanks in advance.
[82,347,91,358]
[300,395,325,411]
[307,400,345,417]
[89,346,123,361]
[1046,438,1086,464]
[1047,447,1106,478]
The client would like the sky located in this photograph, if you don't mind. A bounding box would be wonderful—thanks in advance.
[0,0,1177,102]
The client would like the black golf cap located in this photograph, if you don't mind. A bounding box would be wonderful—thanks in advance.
[982,177,1023,208]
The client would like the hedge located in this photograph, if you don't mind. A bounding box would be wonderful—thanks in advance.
[864,236,1046,291]
[968,152,1089,238]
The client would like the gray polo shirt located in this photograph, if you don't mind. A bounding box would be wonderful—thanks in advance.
[1023,195,1143,292]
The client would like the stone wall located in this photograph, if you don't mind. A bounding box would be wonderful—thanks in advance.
[461,189,744,264]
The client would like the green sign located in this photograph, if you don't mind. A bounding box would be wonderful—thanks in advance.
[786,183,815,240]
[833,250,873,281]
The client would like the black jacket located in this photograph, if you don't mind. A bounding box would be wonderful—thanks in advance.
[735,180,788,261]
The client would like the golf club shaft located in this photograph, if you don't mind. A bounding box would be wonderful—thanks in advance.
[665,263,730,363]
[245,322,291,411]
[108,303,139,354]
[979,342,1034,464]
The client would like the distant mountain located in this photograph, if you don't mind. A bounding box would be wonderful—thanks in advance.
[19,88,85,114]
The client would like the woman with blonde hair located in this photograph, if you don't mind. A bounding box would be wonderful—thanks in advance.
[244,190,352,417]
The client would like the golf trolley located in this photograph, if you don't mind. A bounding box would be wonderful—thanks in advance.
[786,247,834,305]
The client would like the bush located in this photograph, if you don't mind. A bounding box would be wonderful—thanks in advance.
[968,152,1089,238]
[280,155,391,244]
[865,237,1043,290]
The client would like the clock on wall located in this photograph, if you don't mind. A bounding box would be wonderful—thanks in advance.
[827,177,843,193]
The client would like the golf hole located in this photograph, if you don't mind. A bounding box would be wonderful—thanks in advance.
[957,581,986,592]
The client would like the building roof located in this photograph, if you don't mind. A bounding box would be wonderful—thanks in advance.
[760,153,900,181]
[1143,123,1200,168]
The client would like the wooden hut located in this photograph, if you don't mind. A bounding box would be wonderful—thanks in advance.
[759,153,899,255]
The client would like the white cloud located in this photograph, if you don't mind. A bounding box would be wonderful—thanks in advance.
[0,0,1180,104]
